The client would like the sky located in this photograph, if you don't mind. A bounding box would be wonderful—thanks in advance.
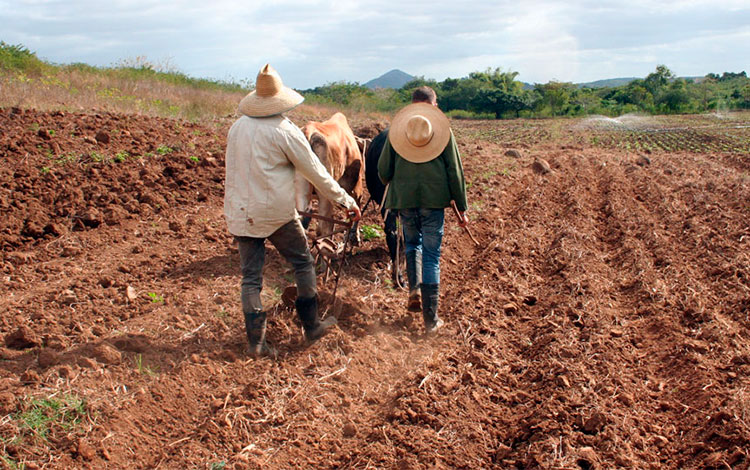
[1,0,748,89]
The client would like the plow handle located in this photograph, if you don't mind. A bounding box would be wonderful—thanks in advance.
[451,201,480,246]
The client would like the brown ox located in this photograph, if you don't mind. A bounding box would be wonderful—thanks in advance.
[295,112,364,242]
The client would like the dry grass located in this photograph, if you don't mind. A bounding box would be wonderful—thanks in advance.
[0,68,246,121]
[0,70,394,126]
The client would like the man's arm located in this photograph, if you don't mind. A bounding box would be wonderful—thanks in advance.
[377,137,396,185]
[444,131,468,212]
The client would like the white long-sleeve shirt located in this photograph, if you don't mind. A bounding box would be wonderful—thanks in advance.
[224,114,357,238]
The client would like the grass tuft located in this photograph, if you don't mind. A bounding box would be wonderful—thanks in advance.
[16,394,87,442]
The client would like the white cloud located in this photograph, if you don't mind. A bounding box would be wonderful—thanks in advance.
[0,0,748,87]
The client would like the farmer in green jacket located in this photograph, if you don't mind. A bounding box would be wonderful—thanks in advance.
[377,86,468,333]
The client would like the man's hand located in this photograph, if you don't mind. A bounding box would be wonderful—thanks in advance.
[457,211,469,228]
[347,206,361,223]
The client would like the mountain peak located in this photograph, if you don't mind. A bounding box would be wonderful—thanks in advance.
[364,69,414,89]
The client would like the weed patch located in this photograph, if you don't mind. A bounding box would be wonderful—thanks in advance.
[90,151,109,163]
[360,224,383,241]
[134,354,157,375]
[156,145,173,155]
[114,150,129,163]
[15,394,87,442]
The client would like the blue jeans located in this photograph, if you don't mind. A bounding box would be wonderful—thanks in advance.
[399,208,445,287]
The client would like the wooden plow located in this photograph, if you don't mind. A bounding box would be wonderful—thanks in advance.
[297,210,354,307]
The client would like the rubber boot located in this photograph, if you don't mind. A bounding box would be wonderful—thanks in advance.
[296,296,337,343]
[420,283,443,334]
[407,289,421,312]
[244,309,276,357]
[406,250,422,312]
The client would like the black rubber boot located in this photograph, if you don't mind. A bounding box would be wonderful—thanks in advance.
[296,296,337,343]
[405,250,422,292]
[420,283,443,334]
[407,288,421,312]
[244,309,276,357]
[405,250,422,311]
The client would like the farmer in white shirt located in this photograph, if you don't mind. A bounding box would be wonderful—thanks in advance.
[224,64,361,357]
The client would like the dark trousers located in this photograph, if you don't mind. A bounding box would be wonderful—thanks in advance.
[236,219,316,313]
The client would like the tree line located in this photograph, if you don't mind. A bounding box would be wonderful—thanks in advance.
[303,65,750,119]
[2,42,747,120]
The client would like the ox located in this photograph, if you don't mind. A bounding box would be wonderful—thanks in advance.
[295,112,364,243]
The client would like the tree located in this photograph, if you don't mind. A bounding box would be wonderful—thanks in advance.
[456,67,527,118]
[399,76,439,102]
[535,81,574,116]
[657,79,690,113]
[469,67,523,94]
[472,89,529,118]
[570,87,604,115]
[696,76,716,109]
[644,65,674,95]
[741,84,750,109]
[436,77,482,112]
[303,82,375,106]
[720,71,747,81]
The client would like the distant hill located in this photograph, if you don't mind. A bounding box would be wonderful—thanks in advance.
[357,71,708,92]
[578,76,703,89]
[578,77,639,88]
[364,69,414,89]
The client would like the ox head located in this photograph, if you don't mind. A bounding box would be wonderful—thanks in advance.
[298,116,365,245]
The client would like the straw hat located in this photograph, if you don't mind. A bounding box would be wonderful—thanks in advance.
[389,102,451,163]
[238,64,304,117]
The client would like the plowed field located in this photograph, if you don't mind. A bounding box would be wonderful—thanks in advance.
[1,107,749,469]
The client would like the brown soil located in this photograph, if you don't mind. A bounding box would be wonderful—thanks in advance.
[1,107,749,469]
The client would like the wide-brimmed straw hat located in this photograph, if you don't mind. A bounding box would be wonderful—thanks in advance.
[238,64,304,117]
[389,102,451,163]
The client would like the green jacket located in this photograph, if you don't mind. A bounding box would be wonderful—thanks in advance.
[377,131,468,211]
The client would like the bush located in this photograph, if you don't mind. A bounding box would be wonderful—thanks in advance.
[0,42,51,76]
[446,109,494,120]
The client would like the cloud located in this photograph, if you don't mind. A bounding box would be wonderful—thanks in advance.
[0,0,748,87]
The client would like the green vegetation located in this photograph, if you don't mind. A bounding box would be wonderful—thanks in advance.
[360,224,383,241]
[134,354,156,375]
[0,42,249,120]
[2,42,747,120]
[46,151,79,166]
[90,151,108,163]
[16,394,87,441]
[0,42,53,76]
[156,145,173,155]
[147,292,164,303]
[0,44,248,92]
[301,65,748,119]
[0,454,23,470]
[303,82,403,112]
